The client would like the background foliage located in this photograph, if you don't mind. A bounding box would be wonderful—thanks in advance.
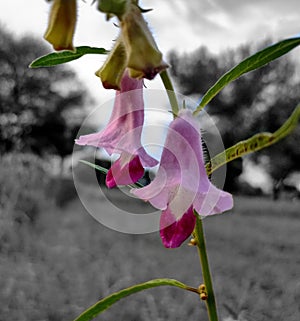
[0,27,89,158]
[0,157,299,320]
[0,21,299,321]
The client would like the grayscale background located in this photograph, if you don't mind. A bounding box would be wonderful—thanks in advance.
[0,1,300,320]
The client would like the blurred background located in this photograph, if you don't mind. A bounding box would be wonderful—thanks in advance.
[0,1,300,320]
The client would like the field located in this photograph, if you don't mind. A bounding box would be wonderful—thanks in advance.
[0,156,299,321]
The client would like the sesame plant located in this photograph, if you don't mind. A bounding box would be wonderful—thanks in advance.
[30,1,300,320]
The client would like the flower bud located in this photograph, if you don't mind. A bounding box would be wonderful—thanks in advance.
[95,36,127,90]
[44,0,77,51]
[98,0,130,20]
[120,3,168,80]
[200,292,208,301]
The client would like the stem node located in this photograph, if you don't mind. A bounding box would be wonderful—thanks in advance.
[188,238,197,246]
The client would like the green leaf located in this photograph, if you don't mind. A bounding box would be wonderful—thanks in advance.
[29,46,108,68]
[73,278,199,321]
[206,104,300,175]
[79,159,108,175]
[194,36,300,114]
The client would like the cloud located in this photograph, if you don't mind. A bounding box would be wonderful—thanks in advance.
[142,0,300,53]
[1,0,299,104]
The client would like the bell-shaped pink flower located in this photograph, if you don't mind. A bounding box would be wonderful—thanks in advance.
[75,71,157,188]
[132,109,233,248]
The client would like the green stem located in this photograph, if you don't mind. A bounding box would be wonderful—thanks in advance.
[160,70,179,116]
[194,212,219,321]
[160,69,218,320]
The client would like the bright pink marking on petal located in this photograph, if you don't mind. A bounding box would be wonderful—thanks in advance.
[106,167,117,189]
[106,154,144,188]
[160,206,196,248]
[128,154,145,183]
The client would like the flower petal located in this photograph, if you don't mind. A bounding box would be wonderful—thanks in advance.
[132,109,200,213]
[106,153,144,188]
[132,168,172,210]
[193,184,233,216]
[160,206,196,248]
[132,109,233,248]
[173,110,233,216]
[75,71,158,166]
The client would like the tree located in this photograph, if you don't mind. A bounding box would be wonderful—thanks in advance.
[0,27,89,158]
[168,40,300,192]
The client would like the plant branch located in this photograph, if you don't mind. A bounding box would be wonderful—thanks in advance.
[160,70,179,116]
[193,212,219,321]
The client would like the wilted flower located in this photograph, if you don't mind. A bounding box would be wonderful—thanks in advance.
[95,36,127,90]
[44,0,77,51]
[132,109,233,248]
[95,2,167,89]
[120,3,168,79]
[76,71,158,188]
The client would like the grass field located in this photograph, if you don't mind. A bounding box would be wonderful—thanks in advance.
[1,173,299,321]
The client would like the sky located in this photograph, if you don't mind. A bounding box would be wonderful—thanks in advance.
[0,0,300,105]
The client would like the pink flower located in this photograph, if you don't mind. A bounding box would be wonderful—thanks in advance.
[132,109,233,248]
[75,71,157,188]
